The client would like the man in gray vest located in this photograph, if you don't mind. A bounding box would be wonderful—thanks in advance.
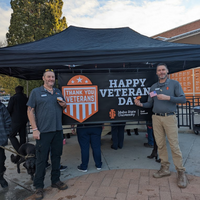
[27,69,68,200]
[134,63,187,188]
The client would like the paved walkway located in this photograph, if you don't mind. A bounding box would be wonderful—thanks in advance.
[25,169,200,200]
[1,128,200,200]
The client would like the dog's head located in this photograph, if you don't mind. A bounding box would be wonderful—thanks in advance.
[23,157,36,179]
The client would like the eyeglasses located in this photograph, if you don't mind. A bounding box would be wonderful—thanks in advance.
[45,69,54,72]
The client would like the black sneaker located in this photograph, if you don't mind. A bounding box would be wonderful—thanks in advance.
[34,188,43,200]
[134,128,139,135]
[0,177,8,188]
[144,143,154,148]
[60,165,68,171]
[77,166,87,172]
[51,181,68,190]
[111,145,117,150]
[127,129,131,136]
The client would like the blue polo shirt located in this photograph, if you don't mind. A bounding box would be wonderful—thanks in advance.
[27,86,64,133]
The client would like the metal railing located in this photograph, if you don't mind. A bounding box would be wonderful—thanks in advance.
[177,96,200,129]
[185,95,200,107]
[177,101,192,129]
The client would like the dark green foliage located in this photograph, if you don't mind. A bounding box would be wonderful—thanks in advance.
[4,0,67,95]
[6,0,67,46]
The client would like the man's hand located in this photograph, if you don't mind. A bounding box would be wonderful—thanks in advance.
[33,130,41,140]
[134,99,143,107]
[157,94,170,100]
[58,100,67,109]
[27,106,40,140]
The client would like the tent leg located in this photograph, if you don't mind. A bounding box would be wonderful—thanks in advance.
[26,80,28,97]
[26,80,29,142]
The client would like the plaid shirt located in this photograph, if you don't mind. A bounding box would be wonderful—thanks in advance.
[0,102,11,146]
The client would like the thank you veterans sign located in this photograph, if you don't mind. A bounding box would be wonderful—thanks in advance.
[62,75,98,123]
[58,72,157,125]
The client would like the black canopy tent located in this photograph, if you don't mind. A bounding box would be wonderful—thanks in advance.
[1,25,200,80]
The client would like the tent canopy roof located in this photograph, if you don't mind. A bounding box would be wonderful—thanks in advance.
[4,26,189,50]
[1,26,200,80]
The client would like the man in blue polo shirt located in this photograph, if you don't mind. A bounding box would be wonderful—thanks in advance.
[27,69,68,200]
[134,63,187,188]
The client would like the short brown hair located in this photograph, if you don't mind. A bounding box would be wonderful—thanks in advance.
[156,63,168,70]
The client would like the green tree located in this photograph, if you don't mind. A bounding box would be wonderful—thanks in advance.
[49,0,67,33]
[19,79,43,96]
[4,0,67,95]
[0,75,19,95]
[0,42,19,95]
[0,40,7,47]
[0,75,43,96]
[6,0,67,46]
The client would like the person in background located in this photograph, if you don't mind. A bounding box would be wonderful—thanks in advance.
[147,134,161,163]
[134,63,187,188]
[27,69,68,200]
[144,124,154,148]
[77,124,103,172]
[0,101,11,188]
[7,86,28,155]
[144,109,154,148]
[111,122,126,150]
[126,128,139,136]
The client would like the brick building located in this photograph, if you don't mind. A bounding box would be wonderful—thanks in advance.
[152,19,200,44]
[152,19,200,98]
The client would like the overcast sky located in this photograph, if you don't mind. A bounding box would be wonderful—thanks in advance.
[1,0,200,42]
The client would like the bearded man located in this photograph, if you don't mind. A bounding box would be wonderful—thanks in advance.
[27,69,68,200]
[134,63,187,188]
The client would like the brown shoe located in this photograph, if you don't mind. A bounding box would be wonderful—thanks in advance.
[51,181,68,190]
[153,165,171,178]
[34,188,43,200]
[177,170,188,188]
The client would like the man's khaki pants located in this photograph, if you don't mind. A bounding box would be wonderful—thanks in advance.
[152,114,185,171]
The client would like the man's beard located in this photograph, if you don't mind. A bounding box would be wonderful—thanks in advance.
[46,81,54,86]
[159,74,168,80]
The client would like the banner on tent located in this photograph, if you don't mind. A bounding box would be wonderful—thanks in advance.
[58,72,157,125]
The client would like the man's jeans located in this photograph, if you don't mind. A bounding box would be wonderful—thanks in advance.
[77,127,102,170]
[34,130,63,189]
[111,124,125,149]
[147,125,154,146]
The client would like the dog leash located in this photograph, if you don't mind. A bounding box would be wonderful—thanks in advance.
[0,145,35,159]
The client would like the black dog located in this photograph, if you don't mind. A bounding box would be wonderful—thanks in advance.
[11,143,36,180]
